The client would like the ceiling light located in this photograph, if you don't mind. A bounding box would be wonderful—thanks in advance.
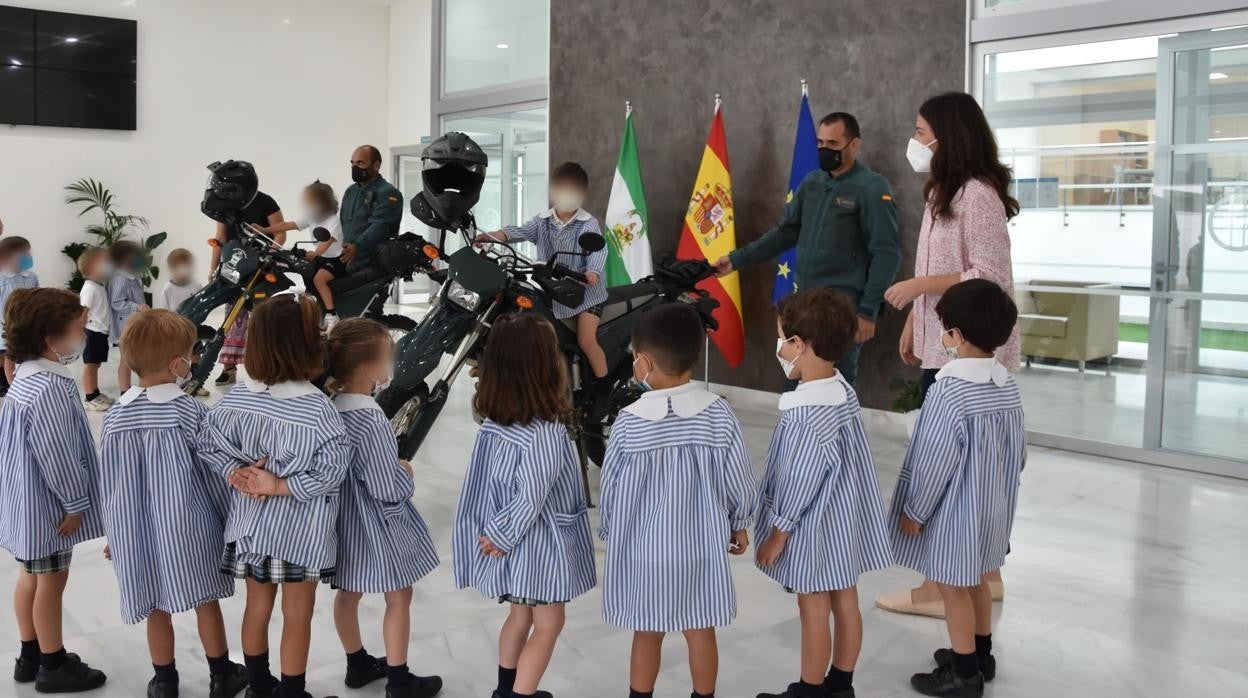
[496,43,509,49]
[282,18,292,24]
[65,37,79,43]
[1209,72,1229,80]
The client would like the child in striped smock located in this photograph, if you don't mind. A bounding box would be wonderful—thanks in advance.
[98,309,247,698]
[599,303,757,698]
[452,314,595,698]
[0,235,39,393]
[108,240,151,395]
[754,289,893,698]
[0,288,108,693]
[202,295,350,698]
[888,280,1025,698]
[325,318,442,698]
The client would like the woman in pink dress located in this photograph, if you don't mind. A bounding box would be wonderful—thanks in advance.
[877,91,1020,620]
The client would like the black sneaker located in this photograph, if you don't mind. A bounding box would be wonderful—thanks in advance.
[209,662,249,698]
[147,676,178,697]
[215,367,236,385]
[344,654,387,689]
[244,683,278,698]
[15,656,38,682]
[909,664,983,697]
[932,649,995,682]
[757,682,831,698]
[386,674,443,698]
[489,692,551,698]
[34,654,107,693]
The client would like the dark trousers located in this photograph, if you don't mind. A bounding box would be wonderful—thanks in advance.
[918,368,940,404]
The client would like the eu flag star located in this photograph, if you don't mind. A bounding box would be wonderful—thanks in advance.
[777,262,791,278]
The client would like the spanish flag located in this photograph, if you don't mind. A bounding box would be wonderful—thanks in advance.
[677,102,745,368]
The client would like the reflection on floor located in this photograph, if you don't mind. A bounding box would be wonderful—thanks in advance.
[3,362,1247,698]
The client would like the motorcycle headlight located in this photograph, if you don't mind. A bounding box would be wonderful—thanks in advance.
[446,280,481,311]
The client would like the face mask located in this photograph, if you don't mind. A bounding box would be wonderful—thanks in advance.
[17,254,33,272]
[99,262,115,278]
[372,367,394,396]
[551,189,584,213]
[129,257,144,272]
[817,146,844,173]
[941,327,961,359]
[907,137,936,173]
[54,338,86,366]
[173,357,194,388]
[775,336,801,379]
[631,354,652,392]
[351,165,371,183]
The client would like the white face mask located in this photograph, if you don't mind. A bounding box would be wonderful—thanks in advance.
[941,327,962,359]
[372,367,394,396]
[551,189,584,214]
[631,354,652,392]
[775,336,802,379]
[55,339,87,366]
[174,357,194,388]
[907,137,936,173]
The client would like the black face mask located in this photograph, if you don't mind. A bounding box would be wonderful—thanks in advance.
[818,146,844,173]
[351,165,371,183]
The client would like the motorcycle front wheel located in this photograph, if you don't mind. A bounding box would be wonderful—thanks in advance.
[184,332,225,396]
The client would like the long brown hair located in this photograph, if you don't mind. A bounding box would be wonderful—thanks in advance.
[244,295,325,383]
[919,92,1019,221]
[473,314,570,426]
[326,317,391,392]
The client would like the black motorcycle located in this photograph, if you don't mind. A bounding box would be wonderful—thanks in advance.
[175,223,435,394]
[375,219,719,499]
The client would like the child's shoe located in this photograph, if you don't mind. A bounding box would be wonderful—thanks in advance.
[34,653,107,693]
[147,676,178,697]
[932,649,995,682]
[84,394,112,412]
[757,681,828,698]
[244,684,278,698]
[386,674,443,698]
[344,653,386,688]
[909,664,984,697]
[215,367,237,385]
[208,662,249,698]
[14,655,37,682]
[501,692,551,698]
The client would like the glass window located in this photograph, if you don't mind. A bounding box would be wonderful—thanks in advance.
[442,0,547,95]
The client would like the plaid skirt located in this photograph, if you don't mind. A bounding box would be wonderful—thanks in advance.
[17,549,72,575]
[498,594,565,607]
[219,543,332,584]
[218,310,249,367]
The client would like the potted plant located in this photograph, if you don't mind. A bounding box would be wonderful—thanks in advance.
[62,178,167,301]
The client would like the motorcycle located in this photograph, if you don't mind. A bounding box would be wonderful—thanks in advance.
[175,222,436,395]
[375,217,719,500]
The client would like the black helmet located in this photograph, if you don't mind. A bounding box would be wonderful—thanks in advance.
[201,160,259,223]
[410,132,487,229]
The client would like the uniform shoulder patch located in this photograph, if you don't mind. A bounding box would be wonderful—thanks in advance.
[881,193,893,202]
[388,195,400,203]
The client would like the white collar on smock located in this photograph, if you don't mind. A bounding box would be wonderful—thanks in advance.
[15,358,74,381]
[243,377,321,399]
[538,208,593,223]
[118,383,184,405]
[778,373,849,410]
[334,393,383,413]
[621,382,720,421]
[935,357,1009,386]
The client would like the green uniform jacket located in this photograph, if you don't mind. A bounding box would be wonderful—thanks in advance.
[340,175,403,267]
[729,162,901,320]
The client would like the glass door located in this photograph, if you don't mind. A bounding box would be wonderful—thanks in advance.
[1149,30,1248,462]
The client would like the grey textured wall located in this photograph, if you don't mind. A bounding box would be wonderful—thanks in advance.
[550,0,965,408]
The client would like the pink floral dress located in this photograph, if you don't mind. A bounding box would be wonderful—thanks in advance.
[911,178,1020,371]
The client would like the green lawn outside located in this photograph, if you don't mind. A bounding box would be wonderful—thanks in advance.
[1119,323,1248,352]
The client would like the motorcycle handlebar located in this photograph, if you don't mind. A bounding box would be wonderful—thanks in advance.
[551,263,588,285]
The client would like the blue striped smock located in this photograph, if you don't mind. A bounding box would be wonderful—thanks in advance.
[888,358,1026,587]
[198,379,349,570]
[599,384,757,632]
[0,360,105,560]
[99,384,234,624]
[502,208,607,318]
[331,394,439,593]
[452,418,596,603]
[0,270,39,351]
[108,273,145,342]
[754,376,892,593]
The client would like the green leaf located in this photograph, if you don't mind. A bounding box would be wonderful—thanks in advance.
[144,231,168,250]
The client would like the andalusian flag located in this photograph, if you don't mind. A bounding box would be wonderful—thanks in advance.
[773,87,819,301]
[677,100,745,368]
[603,105,652,285]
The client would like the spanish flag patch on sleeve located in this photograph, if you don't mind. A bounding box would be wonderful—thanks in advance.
[388,195,400,203]
[881,193,893,202]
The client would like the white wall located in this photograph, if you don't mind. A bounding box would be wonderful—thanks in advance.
[387,0,433,150]
[0,0,390,290]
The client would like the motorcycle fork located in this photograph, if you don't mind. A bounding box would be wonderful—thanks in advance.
[190,271,262,388]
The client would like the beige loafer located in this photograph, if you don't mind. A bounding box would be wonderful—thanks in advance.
[874,589,946,619]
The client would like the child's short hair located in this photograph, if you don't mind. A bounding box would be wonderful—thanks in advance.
[166,248,194,267]
[550,161,589,190]
[631,303,704,375]
[121,309,197,378]
[327,317,390,389]
[474,314,569,426]
[108,240,142,266]
[304,180,339,215]
[0,236,32,257]
[244,295,326,384]
[777,287,856,362]
[77,247,107,277]
[4,288,84,363]
[935,279,1018,353]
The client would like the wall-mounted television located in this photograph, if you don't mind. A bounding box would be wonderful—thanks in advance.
[0,5,136,130]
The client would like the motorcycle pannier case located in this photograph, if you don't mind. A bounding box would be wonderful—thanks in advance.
[375,233,430,276]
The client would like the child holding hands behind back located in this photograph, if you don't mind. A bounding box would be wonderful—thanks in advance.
[452,313,596,698]
[98,309,246,698]
[754,288,892,698]
[326,318,442,698]
[599,303,757,698]
[889,279,1025,698]
[201,295,349,698]
[0,287,108,693]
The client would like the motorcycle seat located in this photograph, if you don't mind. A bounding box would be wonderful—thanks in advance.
[598,282,661,324]
[327,266,386,294]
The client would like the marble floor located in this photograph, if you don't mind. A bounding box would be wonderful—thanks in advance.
[3,361,1248,698]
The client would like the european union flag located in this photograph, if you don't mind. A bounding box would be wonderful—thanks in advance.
[773,91,819,302]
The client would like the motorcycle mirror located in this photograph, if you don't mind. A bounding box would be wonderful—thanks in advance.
[312,227,332,242]
[577,232,606,253]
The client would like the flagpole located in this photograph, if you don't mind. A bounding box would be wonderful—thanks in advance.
[704,91,722,390]
[800,78,808,97]
[625,99,632,118]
